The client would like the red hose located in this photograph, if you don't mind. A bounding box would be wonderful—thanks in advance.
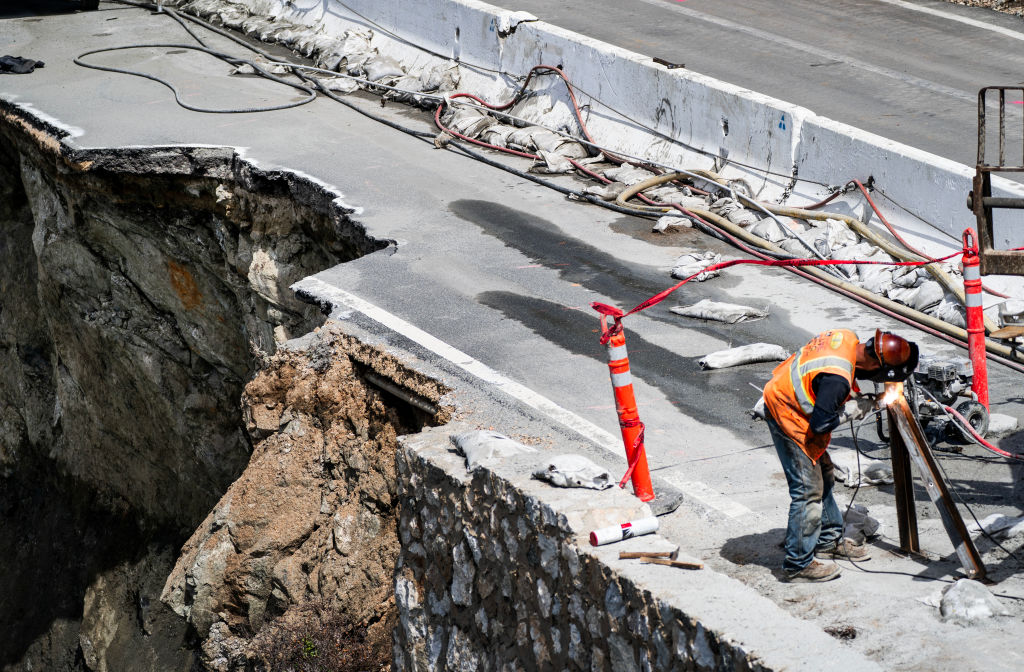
[851,179,1012,299]
[944,405,1024,460]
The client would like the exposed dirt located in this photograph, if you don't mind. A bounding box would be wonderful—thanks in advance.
[948,0,1024,16]
[161,324,449,671]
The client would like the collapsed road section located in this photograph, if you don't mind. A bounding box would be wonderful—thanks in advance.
[5,1,1024,671]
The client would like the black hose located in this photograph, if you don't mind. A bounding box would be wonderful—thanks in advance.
[74,43,317,114]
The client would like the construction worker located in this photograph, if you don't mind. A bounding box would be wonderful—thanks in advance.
[763,329,918,583]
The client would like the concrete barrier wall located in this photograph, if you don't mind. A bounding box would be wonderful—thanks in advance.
[393,427,883,672]
[234,0,1024,268]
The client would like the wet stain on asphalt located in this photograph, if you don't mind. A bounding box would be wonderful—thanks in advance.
[477,291,777,432]
[449,198,812,349]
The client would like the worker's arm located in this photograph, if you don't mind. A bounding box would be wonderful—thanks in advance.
[808,373,851,435]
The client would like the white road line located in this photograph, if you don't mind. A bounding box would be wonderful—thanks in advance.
[874,0,1024,43]
[298,278,768,523]
[635,0,975,104]
[298,278,622,453]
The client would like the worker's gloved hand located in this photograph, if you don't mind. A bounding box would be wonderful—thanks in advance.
[840,394,877,424]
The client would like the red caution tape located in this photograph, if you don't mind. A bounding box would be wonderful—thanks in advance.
[593,251,961,340]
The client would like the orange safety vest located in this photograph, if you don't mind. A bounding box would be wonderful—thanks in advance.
[764,329,859,462]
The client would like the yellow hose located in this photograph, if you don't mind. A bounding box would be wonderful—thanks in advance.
[614,175,1019,362]
[615,171,997,333]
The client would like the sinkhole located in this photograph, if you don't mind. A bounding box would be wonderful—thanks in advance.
[0,109,448,671]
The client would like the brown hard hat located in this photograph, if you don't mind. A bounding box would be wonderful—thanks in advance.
[873,329,912,367]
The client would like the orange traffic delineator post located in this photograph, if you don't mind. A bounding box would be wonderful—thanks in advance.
[962,228,989,409]
[600,315,655,502]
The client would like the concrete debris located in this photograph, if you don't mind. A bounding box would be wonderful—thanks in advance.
[830,450,894,488]
[842,503,882,544]
[671,251,721,281]
[670,298,768,324]
[987,412,1019,438]
[450,430,538,472]
[751,395,766,420]
[999,299,1024,326]
[532,454,613,490]
[968,512,1024,540]
[938,579,1010,626]
[652,214,692,232]
[698,343,788,370]
[496,11,538,37]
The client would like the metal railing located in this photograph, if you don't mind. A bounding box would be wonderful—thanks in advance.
[970,86,1024,275]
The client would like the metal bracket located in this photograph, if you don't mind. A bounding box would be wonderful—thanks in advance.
[887,389,987,581]
[971,86,1024,276]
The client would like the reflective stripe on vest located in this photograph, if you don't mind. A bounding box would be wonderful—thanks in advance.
[788,352,854,414]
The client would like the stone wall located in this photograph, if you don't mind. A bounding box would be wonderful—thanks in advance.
[392,427,882,672]
[393,430,762,672]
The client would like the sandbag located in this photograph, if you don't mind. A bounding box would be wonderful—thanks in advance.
[315,75,360,94]
[652,214,692,232]
[747,217,788,243]
[586,182,628,201]
[532,454,613,490]
[670,298,768,324]
[698,343,789,370]
[420,61,460,92]
[450,430,537,472]
[824,218,858,249]
[929,298,966,328]
[364,55,404,81]
[709,197,758,226]
[888,280,943,311]
[603,164,655,185]
[532,150,573,174]
[671,251,721,282]
[443,106,497,138]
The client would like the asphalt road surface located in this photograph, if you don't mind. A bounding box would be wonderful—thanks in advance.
[6,4,1024,668]
[484,0,1024,170]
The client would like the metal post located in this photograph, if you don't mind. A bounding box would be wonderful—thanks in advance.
[887,388,987,581]
[600,316,655,502]
[962,228,989,409]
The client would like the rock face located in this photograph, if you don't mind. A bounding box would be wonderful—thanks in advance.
[161,325,449,670]
[0,108,387,670]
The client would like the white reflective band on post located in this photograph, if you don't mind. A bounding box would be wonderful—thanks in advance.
[606,344,628,361]
[964,265,981,281]
[966,291,984,308]
[610,371,632,388]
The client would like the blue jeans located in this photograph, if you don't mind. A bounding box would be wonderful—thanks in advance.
[766,412,843,573]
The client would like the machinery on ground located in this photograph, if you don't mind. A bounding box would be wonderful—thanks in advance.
[876,354,989,446]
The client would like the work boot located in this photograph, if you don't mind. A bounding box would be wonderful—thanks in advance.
[783,560,841,583]
[815,539,871,562]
